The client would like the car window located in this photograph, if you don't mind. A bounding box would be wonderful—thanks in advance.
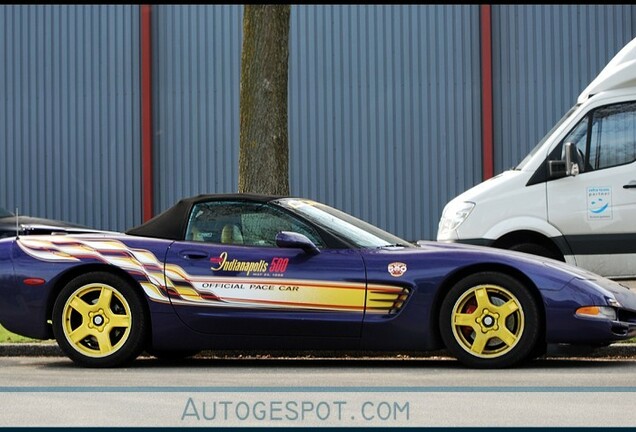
[561,115,590,170]
[559,102,636,173]
[185,201,325,248]
[589,102,636,170]
[0,207,13,218]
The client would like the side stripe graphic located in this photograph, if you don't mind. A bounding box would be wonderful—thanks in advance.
[17,237,410,314]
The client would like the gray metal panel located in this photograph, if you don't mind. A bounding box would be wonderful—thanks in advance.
[492,5,636,174]
[8,5,631,241]
[0,5,141,231]
[152,5,243,214]
[152,5,482,241]
[289,5,482,240]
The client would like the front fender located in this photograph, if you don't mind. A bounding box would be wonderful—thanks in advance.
[481,216,564,242]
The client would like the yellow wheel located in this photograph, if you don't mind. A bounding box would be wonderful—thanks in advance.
[440,272,540,368]
[53,272,147,367]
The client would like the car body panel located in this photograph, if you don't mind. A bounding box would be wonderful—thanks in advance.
[165,243,369,337]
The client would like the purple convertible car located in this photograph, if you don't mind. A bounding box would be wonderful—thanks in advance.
[0,194,634,368]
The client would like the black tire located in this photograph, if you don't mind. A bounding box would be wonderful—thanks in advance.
[52,271,148,368]
[509,242,563,261]
[439,272,540,368]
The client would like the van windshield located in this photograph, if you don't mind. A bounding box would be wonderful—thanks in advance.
[515,104,580,170]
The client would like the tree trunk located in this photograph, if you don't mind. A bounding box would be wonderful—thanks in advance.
[238,5,291,195]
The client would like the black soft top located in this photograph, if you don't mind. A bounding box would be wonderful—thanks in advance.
[126,193,284,240]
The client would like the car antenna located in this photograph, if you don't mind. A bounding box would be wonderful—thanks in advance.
[15,207,19,239]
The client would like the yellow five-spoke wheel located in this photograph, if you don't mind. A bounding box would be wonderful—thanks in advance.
[439,272,540,368]
[53,272,147,367]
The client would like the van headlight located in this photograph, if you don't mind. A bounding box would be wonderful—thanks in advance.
[438,201,475,239]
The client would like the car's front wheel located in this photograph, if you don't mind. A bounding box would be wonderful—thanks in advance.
[439,272,540,368]
[52,272,147,367]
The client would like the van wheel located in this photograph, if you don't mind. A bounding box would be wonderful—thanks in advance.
[509,242,562,261]
[439,272,540,368]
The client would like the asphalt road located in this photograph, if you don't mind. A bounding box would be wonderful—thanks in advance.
[1,353,636,428]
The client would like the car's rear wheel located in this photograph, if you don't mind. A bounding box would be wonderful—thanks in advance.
[439,272,540,368]
[52,272,147,367]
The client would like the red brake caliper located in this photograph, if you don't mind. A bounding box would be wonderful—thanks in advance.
[461,301,477,337]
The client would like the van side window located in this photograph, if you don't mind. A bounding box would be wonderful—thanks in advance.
[589,102,636,170]
[560,101,636,173]
[561,116,590,171]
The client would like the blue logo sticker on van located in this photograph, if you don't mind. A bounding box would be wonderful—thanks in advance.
[587,187,612,220]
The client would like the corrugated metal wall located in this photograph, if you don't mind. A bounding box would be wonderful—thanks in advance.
[152,5,243,213]
[492,5,636,174]
[289,5,481,240]
[2,5,635,239]
[0,5,141,231]
[152,5,482,240]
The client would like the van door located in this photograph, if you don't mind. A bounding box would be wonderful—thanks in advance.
[547,101,636,278]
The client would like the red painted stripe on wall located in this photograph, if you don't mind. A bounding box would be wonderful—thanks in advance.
[141,5,154,221]
[480,4,494,180]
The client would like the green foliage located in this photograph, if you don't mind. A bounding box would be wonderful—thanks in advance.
[0,324,36,343]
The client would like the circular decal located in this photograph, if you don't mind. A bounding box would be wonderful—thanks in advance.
[388,262,407,277]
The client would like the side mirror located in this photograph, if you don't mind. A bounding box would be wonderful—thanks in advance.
[275,231,320,255]
[563,142,580,177]
[548,142,579,179]
[548,160,566,179]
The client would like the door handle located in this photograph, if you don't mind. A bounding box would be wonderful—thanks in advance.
[181,250,208,260]
[623,181,636,189]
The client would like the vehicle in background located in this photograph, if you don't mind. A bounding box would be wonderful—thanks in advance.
[438,37,636,279]
[0,206,92,238]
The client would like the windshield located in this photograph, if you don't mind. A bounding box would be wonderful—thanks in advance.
[274,198,413,249]
[0,207,14,218]
[515,104,580,170]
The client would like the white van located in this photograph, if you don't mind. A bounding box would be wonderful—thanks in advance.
[437,37,636,279]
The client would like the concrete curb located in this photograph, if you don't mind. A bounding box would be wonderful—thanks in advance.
[0,342,62,357]
[1,342,635,359]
